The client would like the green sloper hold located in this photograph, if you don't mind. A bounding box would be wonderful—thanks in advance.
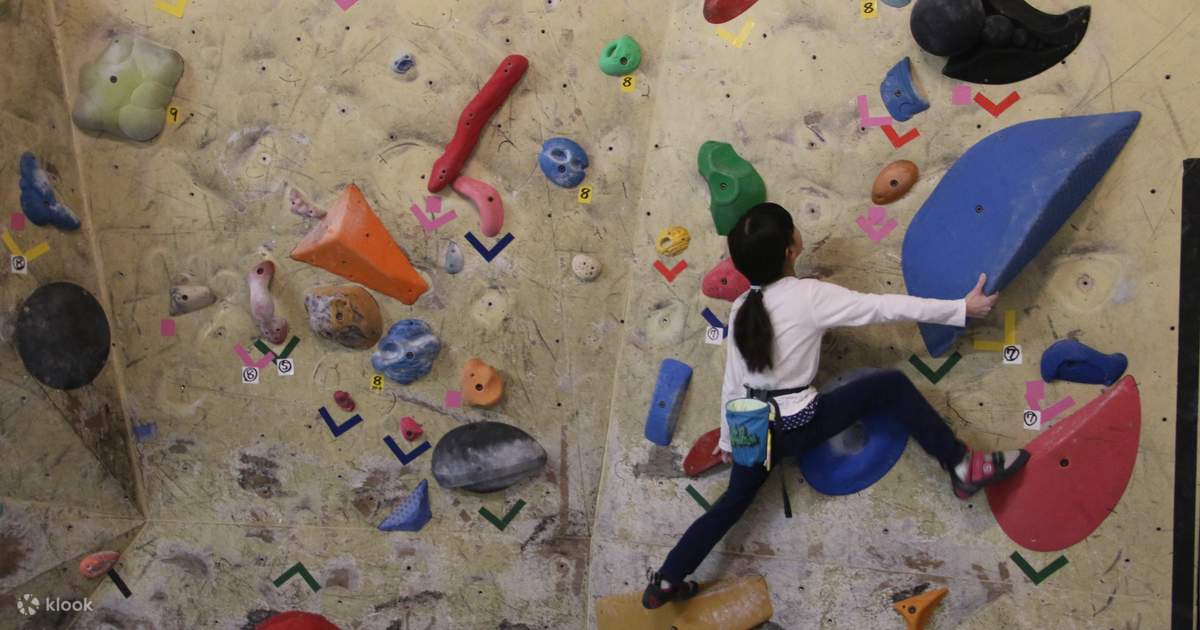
[72,36,184,142]
[698,141,767,235]
[599,35,642,76]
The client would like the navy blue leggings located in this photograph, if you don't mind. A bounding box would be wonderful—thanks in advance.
[659,369,967,582]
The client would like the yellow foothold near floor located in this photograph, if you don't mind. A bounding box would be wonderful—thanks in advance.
[596,574,772,630]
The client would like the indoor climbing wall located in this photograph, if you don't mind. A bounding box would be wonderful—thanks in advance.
[591,0,1195,628]
[0,0,145,625]
[0,0,1195,628]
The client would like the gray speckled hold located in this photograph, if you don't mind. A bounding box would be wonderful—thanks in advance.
[432,421,547,492]
[169,285,216,316]
[445,242,464,274]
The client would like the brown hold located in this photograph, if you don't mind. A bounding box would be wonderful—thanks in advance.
[304,284,382,350]
[80,551,120,579]
[893,586,948,630]
[461,357,503,406]
[290,184,429,305]
[871,159,919,205]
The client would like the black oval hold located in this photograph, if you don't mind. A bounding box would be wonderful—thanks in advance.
[16,282,111,390]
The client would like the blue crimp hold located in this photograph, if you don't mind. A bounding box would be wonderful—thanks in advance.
[880,57,929,123]
[19,152,81,230]
[379,479,432,532]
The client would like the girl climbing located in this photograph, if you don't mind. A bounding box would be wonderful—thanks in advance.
[642,202,1030,608]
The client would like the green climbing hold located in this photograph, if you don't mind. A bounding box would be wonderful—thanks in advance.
[599,35,642,76]
[698,141,767,235]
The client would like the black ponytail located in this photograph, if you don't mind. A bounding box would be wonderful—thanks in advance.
[728,203,795,373]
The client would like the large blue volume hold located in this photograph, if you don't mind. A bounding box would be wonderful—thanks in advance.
[644,359,693,446]
[880,57,929,122]
[378,479,432,532]
[538,138,589,188]
[901,112,1140,357]
[797,371,909,496]
[1040,338,1128,386]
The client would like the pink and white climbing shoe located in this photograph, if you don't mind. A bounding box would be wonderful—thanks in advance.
[951,449,1030,500]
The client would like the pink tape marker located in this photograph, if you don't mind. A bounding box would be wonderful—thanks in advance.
[951,84,973,106]
[160,318,176,336]
[444,390,462,408]
[855,206,898,243]
[426,196,443,215]
[334,0,358,10]
[1041,396,1076,424]
[857,95,892,128]
[10,213,25,231]
[1024,380,1045,410]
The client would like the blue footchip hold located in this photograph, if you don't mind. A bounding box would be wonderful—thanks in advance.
[1040,338,1128,386]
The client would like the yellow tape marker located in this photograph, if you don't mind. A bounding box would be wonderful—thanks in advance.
[716,18,756,48]
[166,105,183,125]
[154,0,188,18]
[2,231,22,256]
[578,186,594,204]
[861,0,879,19]
[620,75,637,93]
[974,309,1017,352]
[24,242,50,262]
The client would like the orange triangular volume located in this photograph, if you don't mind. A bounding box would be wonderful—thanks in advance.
[892,587,948,630]
[291,184,428,305]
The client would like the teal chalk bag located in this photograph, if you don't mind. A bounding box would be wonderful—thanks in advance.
[725,398,774,470]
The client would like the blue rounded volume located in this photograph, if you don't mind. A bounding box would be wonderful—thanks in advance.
[371,319,441,384]
[881,0,911,7]
[538,137,589,188]
[880,57,929,123]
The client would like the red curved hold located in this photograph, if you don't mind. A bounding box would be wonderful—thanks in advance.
[684,428,724,477]
[452,175,505,237]
[429,55,529,193]
[704,0,759,24]
[986,375,1141,552]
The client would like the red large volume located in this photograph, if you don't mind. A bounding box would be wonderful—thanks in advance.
[986,375,1142,552]
[704,0,759,24]
[428,55,529,192]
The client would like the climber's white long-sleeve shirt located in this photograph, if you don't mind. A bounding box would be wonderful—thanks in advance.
[717,277,966,452]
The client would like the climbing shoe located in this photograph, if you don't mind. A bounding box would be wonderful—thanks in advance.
[951,449,1030,500]
[641,570,700,609]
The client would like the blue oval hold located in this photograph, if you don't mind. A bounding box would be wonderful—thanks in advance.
[797,371,909,496]
[881,0,912,7]
[538,138,589,188]
[880,57,928,123]
[392,54,414,74]
[371,319,441,384]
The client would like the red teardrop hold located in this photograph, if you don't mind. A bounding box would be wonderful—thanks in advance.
[986,375,1141,552]
[255,611,342,630]
[704,0,760,24]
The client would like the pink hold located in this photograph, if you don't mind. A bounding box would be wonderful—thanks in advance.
[400,416,424,442]
[287,188,325,219]
[702,257,750,302]
[334,390,355,412]
[451,176,504,237]
[80,551,120,579]
[247,261,289,345]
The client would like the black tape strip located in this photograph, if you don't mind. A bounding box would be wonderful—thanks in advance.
[1172,158,1200,630]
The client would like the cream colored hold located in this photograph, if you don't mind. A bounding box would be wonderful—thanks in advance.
[169,285,216,316]
[572,253,603,281]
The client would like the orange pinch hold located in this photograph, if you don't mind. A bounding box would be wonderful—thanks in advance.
[461,357,503,406]
[80,551,121,579]
[290,184,428,305]
[893,587,947,630]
